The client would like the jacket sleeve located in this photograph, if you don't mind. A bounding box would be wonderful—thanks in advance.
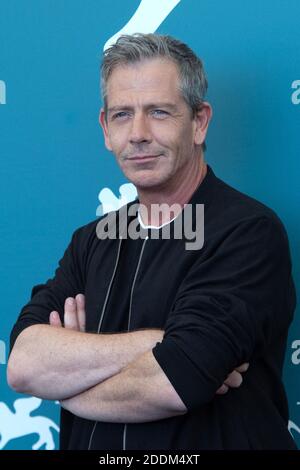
[152,214,296,411]
[10,226,88,352]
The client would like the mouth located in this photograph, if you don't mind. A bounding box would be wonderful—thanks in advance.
[127,154,161,162]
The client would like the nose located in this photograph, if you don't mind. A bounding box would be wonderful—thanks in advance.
[129,112,152,145]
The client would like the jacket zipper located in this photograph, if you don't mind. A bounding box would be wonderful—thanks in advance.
[123,236,149,451]
[87,237,123,451]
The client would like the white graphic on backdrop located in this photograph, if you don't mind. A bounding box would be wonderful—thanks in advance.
[289,420,300,439]
[96,183,137,216]
[291,80,300,105]
[0,80,6,105]
[291,339,300,365]
[104,0,181,50]
[289,401,300,441]
[0,340,6,364]
[0,397,59,450]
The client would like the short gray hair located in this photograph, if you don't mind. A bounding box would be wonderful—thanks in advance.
[101,33,208,150]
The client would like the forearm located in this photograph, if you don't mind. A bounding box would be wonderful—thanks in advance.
[7,325,163,400]
[61,350,187,422]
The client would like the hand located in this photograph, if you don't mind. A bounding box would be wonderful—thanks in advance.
[216,362,249,395]
[49,294,86,332]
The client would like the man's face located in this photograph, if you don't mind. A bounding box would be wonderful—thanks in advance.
[100,58,211,190]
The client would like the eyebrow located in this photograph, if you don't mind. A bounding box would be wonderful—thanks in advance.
[107,103,178,114]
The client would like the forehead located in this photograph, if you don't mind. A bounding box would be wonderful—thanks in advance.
[106,58,182,104]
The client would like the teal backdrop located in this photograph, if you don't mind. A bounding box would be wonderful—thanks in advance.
[0,0,299,449]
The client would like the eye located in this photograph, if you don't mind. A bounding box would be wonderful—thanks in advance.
[151,109,169,118]
[112,111,130,120]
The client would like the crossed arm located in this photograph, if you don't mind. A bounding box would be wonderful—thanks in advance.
[7,294,248,422]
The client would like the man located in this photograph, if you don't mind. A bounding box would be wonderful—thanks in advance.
[8,34,296,450]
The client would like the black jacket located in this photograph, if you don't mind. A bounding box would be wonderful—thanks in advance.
[10,165,297,449]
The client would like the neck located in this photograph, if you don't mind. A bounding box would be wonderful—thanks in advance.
[137,155,207,227]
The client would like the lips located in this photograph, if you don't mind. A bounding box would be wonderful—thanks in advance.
[128,154,161,161]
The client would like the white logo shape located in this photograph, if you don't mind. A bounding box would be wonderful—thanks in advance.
[104,0,181,50]
[288,419,300,441]
[0,397,59,450]
[291,80,300,105]
[0,80,6,105]
[291,339,300,364]
[96,183,137,216]
[0,340,6,364]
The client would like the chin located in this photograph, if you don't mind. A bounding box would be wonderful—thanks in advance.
[125,171,168,190]
[134,177,170,191]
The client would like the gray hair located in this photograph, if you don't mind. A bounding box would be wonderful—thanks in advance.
[101,33,208,151]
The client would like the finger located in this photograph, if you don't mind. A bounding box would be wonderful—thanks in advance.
[235,362,249,373]
[49,311,62,327]
[224,370,243,388]
[64,297,80,330]
[216,384,229,395]
[75,293,86,332]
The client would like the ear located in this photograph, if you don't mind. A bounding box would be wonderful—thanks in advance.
[193,102,213,146]
[99,108,113,151]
